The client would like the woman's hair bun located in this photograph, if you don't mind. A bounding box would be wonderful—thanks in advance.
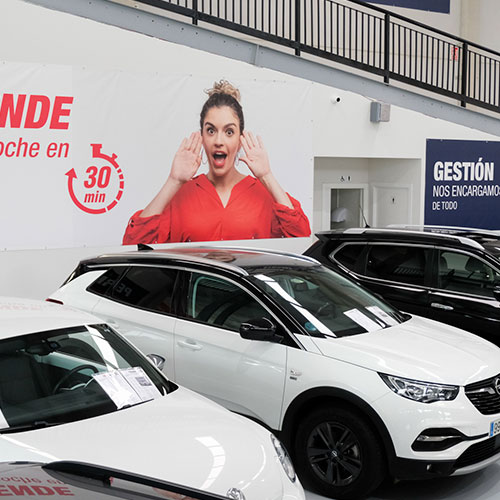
[205,79,241,102]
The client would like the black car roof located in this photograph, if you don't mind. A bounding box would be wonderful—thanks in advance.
[315,226,500,252]
[81,246,320,276]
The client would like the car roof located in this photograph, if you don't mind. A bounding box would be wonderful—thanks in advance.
[0,297,101,340]
[80,246,320,276]
[315,226,500,251]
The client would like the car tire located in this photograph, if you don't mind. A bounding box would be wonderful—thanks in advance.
[294,406,386,500]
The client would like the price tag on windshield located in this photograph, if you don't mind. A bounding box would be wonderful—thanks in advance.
[121,367,162,401]
[93,371,142,409]
[366,306,398,326]
[343,309,382,332]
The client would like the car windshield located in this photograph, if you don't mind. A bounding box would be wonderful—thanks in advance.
[250,265,407,338]
[0,324,171,431]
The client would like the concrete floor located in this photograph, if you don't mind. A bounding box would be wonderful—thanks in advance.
[304,461,500,499]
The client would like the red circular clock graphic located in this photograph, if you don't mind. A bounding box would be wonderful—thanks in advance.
[66,144,124,214]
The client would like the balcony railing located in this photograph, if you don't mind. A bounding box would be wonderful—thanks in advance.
[129,0,500,113]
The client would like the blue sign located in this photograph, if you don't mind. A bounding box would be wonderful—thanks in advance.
[368,0,450,13]
[425,139,500,230]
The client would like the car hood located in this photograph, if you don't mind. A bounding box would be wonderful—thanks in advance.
[0,388,287,500]
[311,315,500,385]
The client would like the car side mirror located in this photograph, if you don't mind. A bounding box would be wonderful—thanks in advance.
[239,318,281,343]
[147,353,166,371]
[494,287,500,302]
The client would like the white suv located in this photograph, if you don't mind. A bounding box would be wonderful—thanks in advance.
[49,246,500,499]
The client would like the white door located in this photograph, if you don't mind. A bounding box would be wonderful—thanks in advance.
[372,184,411,227]
[174,272,288,430]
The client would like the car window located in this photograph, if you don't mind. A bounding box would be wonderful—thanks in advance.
[331,244,365,271]
[250,266,406,338]
[365,245,429,286]
[0,324,170,430]
[438,251,500,298]
[87,267,128,296]
[109,267,178,314]
[186,273,271,332]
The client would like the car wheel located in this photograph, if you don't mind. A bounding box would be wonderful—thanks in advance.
[294,406,386,500]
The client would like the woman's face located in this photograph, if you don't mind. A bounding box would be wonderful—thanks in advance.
[201,105,241,177]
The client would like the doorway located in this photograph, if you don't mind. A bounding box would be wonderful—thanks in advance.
[321,183,369,230]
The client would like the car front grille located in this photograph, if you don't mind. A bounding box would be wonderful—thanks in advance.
[454,435,500,469]
[465,375,500,415]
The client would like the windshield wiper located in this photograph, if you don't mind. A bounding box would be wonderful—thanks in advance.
[0,421,64,434]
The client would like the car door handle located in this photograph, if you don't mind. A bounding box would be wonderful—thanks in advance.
[177,340,203,351]
[431,302,454,311]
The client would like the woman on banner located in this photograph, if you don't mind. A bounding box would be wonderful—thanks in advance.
[122,80,310,244]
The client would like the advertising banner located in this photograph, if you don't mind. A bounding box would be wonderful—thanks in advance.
[368,1,450,13]
[425,139,500,230]
[0,62,313,250]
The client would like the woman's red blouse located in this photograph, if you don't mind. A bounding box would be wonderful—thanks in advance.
[123,174,310,244]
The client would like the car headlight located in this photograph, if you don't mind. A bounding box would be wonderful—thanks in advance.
[379,373,459,403]
[270,434,296,482]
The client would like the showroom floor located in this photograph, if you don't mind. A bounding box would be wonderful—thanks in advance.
[304,461,500,499]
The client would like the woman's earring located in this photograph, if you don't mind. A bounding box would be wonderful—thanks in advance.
[235,151,241,166]
[201,148,208,165]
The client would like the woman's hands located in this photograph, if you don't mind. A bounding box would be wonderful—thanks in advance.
[239,131,271,179]
[139,132,202,217]
[168,131,203,184]
[240,131,293,209]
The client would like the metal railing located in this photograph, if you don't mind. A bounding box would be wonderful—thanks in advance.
[131,0,500,113]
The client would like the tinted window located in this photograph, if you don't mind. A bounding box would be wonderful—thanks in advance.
[438,251,500,298]
[332,244,365,271]
[250,266,405,338]
[110,267,178,314]
[366,245,429,286]
[186,273,271,332]
[88,267,127,296]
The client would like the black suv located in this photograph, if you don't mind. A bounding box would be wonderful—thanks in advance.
[304,226,500,345]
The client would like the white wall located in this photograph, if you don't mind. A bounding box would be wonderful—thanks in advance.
[1,0,499,300]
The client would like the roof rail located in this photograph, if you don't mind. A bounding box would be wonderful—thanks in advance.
[195,245,319,264]
[316,226,490,250]
[387,224,500,238]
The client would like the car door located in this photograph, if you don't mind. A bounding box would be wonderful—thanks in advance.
[173,270,288,430]
[428,248,500,344]
[336,243,432,316]
[91,265,179,379]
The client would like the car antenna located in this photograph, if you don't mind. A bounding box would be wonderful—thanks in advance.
[360,204,370,228]
[137,243,154,251]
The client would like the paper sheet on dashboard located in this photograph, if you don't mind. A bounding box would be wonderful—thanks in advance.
[366,306,399,326]
[121,367,162,401]
[343,308,382,332]
[93,367,160,409]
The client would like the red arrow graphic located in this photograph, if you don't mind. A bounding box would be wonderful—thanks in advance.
[65,168,107,214]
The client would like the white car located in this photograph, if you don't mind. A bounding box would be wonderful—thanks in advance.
[49,246,500,499]
[0,297,304,500]
[0,460,236,499]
